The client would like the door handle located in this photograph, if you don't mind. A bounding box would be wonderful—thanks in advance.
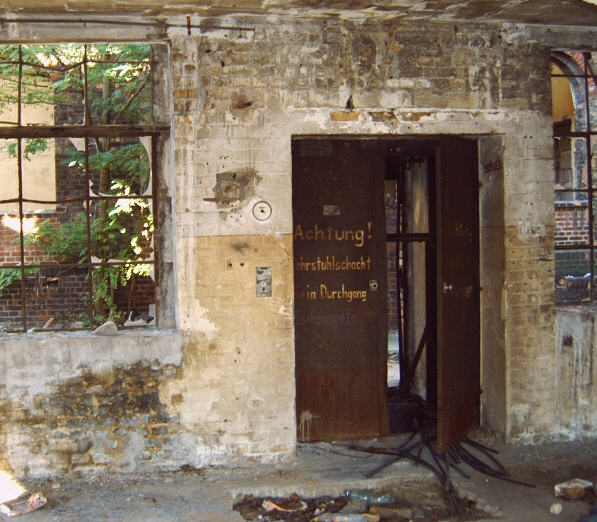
[442,282,454,293]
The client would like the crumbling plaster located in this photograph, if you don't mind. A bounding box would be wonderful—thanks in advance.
[0,12,596,478]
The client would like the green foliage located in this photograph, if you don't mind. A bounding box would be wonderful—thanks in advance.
[67,141,151,194]
[0,43,151,123]
[0,268,37,297]
[4,138,48,160]
[31,213,90,263]
[0,43,154,326]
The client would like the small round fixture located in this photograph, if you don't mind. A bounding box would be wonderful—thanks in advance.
[252,200,272,221]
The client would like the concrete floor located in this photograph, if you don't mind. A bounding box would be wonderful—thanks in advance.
[3,434,597,521]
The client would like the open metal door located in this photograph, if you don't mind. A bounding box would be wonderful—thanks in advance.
[292,138,388,442]
[436,136,480,452]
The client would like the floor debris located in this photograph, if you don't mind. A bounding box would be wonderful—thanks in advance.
[232,487,491,521]
[234,493,348,521]
[554,478,595,501]
[340,394,534,519]
[0,493,47,517]
[262,498,308,513]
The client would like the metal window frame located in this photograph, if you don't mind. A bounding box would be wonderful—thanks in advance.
[0,43,169,332]
[552,50,597,303]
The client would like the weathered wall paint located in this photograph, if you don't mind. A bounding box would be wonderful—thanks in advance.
[555,310,597,439]
[165,234,295,464]
[0,331,184,476]
[0,14,596,478]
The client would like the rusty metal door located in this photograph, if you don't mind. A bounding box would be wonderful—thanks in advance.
[436,136,480,451]
[292,139,388,442]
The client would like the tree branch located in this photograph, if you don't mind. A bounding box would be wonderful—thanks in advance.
[112,74,150,124]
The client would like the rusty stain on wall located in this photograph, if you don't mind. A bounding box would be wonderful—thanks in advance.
[213,168,261,207]
[401,111,432,121]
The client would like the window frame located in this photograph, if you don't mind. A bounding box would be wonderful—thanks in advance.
[0,43,170,332]
[552,50,597,303]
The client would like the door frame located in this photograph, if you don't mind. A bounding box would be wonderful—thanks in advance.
[291,134,501,445]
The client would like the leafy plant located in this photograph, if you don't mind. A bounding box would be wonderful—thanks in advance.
[0,268,33,297]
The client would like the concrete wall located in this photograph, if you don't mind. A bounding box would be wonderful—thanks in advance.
[0,15,597,477]
[555,309,597,438]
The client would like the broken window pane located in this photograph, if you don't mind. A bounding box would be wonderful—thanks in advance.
[555,137,587,197]
[553,50,597,303]
[0,43,161,331]
[23,208,90,267]
[87,136,151,197]
[23,267,89,330]
[0,217,23,268]
[0,267,25,331]
[20,137,59,211]
[556,251,592,304]
[0,47,21,127]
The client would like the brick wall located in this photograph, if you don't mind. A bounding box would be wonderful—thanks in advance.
[0,210,155,329]
[555,202,590,247]
[0,211,61,265]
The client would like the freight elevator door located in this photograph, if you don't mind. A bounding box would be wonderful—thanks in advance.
[436,135,480,451]
[292,139,389,441]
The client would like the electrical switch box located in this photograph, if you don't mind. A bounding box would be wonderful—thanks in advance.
[256,266,272,297]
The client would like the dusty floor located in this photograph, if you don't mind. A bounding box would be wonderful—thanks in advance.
[2,433,597,521]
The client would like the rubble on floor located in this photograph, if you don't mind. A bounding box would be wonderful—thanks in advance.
[233,486,490,521]
[555,478,595,501]
[1,436,597,521]
[0,492,47,517]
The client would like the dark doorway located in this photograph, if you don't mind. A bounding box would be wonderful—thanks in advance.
[292,136,480,449]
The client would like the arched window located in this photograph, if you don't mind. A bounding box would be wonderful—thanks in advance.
[552,51,597,303]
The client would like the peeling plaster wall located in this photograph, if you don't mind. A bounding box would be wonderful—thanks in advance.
[0,331,185,477]
[555,310,597,439]
[1,14,597,478]
[164,236,295,463]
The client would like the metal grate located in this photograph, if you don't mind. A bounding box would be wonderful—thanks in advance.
[0,43,168,332]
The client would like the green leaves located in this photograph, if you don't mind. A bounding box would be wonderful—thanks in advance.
[0,42,151,123]
[0,268,33,297]
[3,138,48,160]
